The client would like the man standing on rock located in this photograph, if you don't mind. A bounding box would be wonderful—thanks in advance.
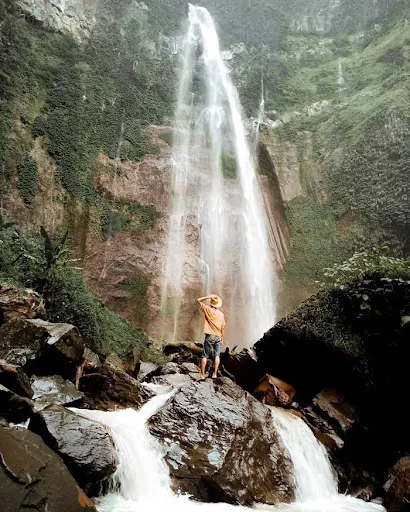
[197,294,226,381]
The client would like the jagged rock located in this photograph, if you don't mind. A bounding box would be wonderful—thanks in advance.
[180,362,199,374]
[0,318,84,379]
[124,346,140,379]
[220,348,262,392]
[0,426,96,512]
[80,355,154,410]
[384,457,410,512]
[163,341,203,360]
[30,405,117,491]
[149,378,294,506]
[0,283,46,324]
[137,361,158,382]
[312,389,357,433]
[254,374,296,406]
[152,373,193,388]
[0,359,33,398]
[83,348,101,368]
[0,384,33,424]
[31,375,84,411]
[160,362,180,375]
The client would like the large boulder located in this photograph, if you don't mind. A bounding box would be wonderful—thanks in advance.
[0,319,84,379]
[30,405,117,492]
[0,359,33,398]
[0,283,45,324]
[80,353,153,410]
[0,426,96,512]
[31,375,84,411]
[148,378,294,506]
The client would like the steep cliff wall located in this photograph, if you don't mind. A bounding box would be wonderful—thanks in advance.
[1,0,409,339]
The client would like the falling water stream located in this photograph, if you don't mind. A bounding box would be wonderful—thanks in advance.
[161,5,276,347]
[74,386,385,512]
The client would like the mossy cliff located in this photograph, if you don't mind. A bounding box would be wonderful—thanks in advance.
[1,0,409,335]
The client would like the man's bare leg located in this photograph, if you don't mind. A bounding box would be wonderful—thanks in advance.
[199,357,207,380]
[212,355,220,378]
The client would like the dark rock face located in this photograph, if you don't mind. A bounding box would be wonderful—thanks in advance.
[220,348,262,392]
[149,378,294,506]
[0,426,96,512]
[0,319,84,379]
[0,359,33,398]
[0,384,33,424]
[80,354,153,410]
[30,405,117,491]
[384,457,410,512]
[31,375,84,411]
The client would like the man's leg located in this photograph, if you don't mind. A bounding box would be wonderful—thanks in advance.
[199,356,207,379]
[212,355,220,378]
[212,340,221,378]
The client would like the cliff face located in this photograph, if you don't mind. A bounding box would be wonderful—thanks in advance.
[2,0,409,339]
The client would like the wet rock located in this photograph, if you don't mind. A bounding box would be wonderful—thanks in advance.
[180,362,199,374]
[0,359,33,398]
[312,389,357,434]
[0,283,45,324]
[254,374,296,406]
[31,375,84,411]
[161,362,180,375]
[30,405,117,491]
[0,384,33,424]
[0,426,96,512]
[149,378,294,506]
[0,318,84,379]
[80,355,154,410]
[163,341,203,360]
[384,457,410,512]
[220,348,262,392]
[137,361,158,382]
[152,373,193,388]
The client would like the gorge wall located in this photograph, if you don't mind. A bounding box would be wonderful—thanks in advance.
[1,0,409,344]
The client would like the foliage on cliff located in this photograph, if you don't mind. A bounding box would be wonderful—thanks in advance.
[0,224,153,358]
[274,5,410,302]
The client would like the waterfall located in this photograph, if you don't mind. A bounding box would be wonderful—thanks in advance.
[254,73,265,140]
[161,5,276,348]
[338,57,346,101]
[73,388,385,512]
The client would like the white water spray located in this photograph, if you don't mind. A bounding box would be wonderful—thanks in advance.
[161,5,276,347]
[338,57,346,101]
[74,388,385,512]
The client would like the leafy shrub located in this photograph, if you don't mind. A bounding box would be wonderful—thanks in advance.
[17,157,38,206]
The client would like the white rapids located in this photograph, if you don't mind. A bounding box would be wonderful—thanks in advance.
[73,386,385,512]
[161,5,276,347]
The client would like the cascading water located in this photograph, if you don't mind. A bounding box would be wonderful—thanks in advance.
[74,387,385,512]
[338,57,346,101]
[161,5,276,347]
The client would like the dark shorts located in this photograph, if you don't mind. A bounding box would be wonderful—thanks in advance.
[202,334,222,359]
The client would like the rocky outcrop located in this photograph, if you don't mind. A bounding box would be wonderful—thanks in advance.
[0,283,45,324]
[0,426,96,512]
[0,318,84,379]
[31,375,84,411]
[18,0,98,38]
[80,353,153,410]
[149,378,294,506]
[30,405,118,491]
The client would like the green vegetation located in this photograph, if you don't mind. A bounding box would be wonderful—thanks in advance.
[0,224,157,358]
[99,203,160,239]
[17,157,38,206]
[116,276,149,327]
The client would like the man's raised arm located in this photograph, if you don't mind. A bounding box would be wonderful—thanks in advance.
[197,295,212,304]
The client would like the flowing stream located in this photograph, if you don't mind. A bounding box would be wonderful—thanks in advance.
[161,5,276,347]
[75,386,385,512]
